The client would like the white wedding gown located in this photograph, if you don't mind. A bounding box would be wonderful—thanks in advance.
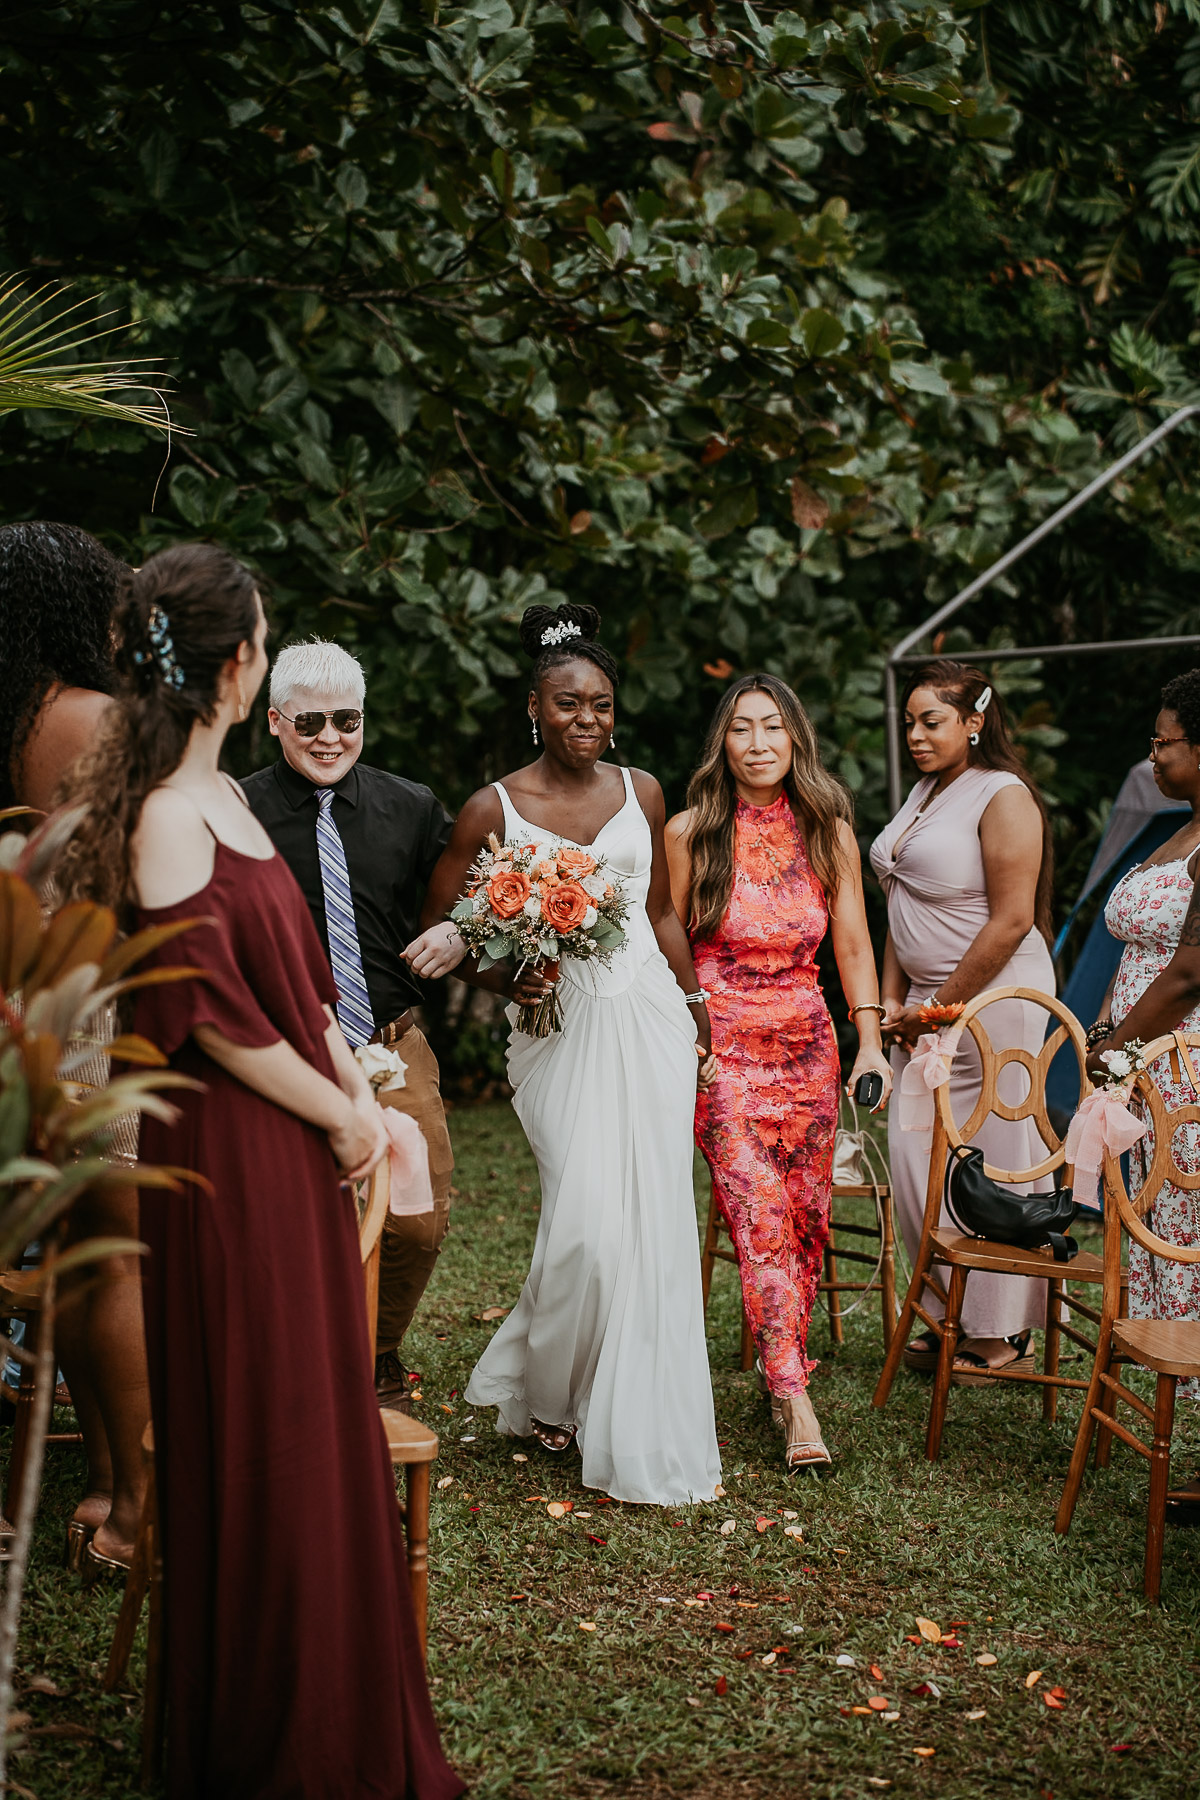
[465,767,722,1505]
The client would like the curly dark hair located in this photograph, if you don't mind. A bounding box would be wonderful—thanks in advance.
[519,602,619,689]
[1161,669,1200,744]
[0,521,127,807]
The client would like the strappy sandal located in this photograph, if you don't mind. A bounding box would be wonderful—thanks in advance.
[82,1538,133,1584]
[951,1330,1034,1387]
[902,1330,941,1373]
[65,1519,96,1573]
[529,1418,576,1455]
[774,1395,834,1479]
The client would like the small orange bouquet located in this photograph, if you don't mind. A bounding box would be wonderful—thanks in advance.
[917,999,966,1029]
[450,834,628,1036]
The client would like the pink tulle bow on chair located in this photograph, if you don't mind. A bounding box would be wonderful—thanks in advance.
[898,1026,964,1132]
[378,1107,434,1216]
[1063,1085,1146,1209]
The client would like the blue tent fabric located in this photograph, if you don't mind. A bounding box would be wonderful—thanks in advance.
[1045,811,1188,1116]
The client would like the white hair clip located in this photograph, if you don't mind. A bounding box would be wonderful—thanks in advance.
[541,621,583,648]
[977,685,992,711]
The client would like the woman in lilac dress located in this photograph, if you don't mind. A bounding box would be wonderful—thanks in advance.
[870,659,1055,1383]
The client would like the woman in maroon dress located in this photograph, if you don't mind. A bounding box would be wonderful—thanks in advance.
[64,545,463,1800]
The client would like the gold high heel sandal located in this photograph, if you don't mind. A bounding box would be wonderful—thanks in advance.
[774,1394,833,1478]
[82,1538,133,1584]
[65,1520,95,1573]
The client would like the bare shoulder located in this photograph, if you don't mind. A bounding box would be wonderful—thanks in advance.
[131,787,216,909]
[458,785,504,830]
[834,816,862,865]
[665,807,695,847]
[981,779,1040,830]
[629,766,664,820]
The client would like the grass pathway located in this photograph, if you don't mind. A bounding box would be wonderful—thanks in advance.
[11,1102,1200,1798]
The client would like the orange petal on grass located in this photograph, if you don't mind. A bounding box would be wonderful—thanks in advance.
[867,1696,889,1712]
[714,1622,735,1634]
[913,1747,936,1758]
[870,1665,885,1681]
[916,1617,942,1643]
[756,1517,777,1532]
[1025,1669,1044,1689]
[578,1620,597,1632]
[547,1502,571,1518]
[1043,1692,1064,1710]
[975,1653,998,1667]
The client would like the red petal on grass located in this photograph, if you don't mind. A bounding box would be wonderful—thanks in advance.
[736,1650,754,1660]
[756,1517,777,1532]
[728,1586,740,1596]
[509,1593,528,1600]
[940,1635,962,1649]
[948,1620,970,1628]
[905,1636,922,1645]
[714,1622,735,1634]
[696,1590,715,1600]
[1043,1693,1064,1710]
[715,1676,727,1696]
[1048,1687,1067,1700]
[870,1664,885,1681]
[585,1534,607,1546]
[1108,1744,1132,1754]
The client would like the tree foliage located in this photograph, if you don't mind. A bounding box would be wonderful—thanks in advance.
[3,1,1200,887]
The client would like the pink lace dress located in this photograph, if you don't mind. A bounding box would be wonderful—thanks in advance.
[1106,856,1200,1399]
[692,794,839,1397]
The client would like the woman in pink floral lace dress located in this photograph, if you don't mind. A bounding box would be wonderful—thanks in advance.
[1086,673,1200,1504]
[667,675,891,1475]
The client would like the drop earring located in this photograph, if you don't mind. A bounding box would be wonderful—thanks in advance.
[531,717,539,746]
[969,731,979,746]
[235,681,247,723]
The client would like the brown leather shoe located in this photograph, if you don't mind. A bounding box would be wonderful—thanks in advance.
[374,1350,413,1415]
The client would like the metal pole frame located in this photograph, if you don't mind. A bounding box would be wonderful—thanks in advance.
[884,403,1200,813]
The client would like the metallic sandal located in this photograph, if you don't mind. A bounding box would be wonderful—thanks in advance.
[65,1519,95,1573]
[529,1418,576,1455]
[776,1395,834,1478]
[82,1539,132,1584]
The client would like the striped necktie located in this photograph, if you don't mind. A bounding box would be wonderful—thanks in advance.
[315,788,375,1048]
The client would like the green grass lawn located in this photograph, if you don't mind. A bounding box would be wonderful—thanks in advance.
[10,1101,1200,1799]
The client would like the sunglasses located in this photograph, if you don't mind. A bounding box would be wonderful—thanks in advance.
[277,708,364,738]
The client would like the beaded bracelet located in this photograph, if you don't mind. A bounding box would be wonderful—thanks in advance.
[1085,1017,1113,1050]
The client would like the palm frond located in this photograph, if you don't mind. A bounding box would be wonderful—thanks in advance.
[0,275,187,434]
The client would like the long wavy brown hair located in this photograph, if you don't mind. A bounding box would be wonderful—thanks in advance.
[684,673,852,939]
[902,657,1055,946]
[60,544,260,916]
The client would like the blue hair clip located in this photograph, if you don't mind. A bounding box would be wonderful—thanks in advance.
[133,603,186,691]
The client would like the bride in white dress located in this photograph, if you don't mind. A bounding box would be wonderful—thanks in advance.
[415,604,722,1505]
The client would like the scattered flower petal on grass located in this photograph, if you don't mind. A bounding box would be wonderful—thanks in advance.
[782,1509,798,1521]
[715,1676,727,1696]
[547,1501,571,1518]
[1108,1744,1133,1754]
[1025,1669,1044,1689]
[784,1525,804,1540]
[761,1653,777,1667]
[870,1664,885,1681]
[965,1709,987,1722]
[882,1711,900,1723]
[720,1520,737,1536]
[713,1483,726,1498]
[575,1511,591,1519]
[866,1779,891,1788]
[851,1706,873,1715]
[685,1697,701,1708]
[476,1307,508,1321]
[437,1476,455,1490]
[912,1681,941,1699]
[512,1453,528,1463]
[585,1534,607,1546]
[756,1517,777,1532]
[714,1622,735,1634]
[867,1696,889,1711]
[939,1634,962,1648]
[578,1621,596,1632]
[913,1747,936,1758]
[916,1617,942,1643]
[835,1654,856,1668]
[975,1653,998,1667]
[1049,1686,1067,1700]
[1044,1692,1064,1710]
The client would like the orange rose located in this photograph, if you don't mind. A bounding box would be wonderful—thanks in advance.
[556,847,597,877]
[534,859,558,879]
[541,880,591,934]
[486,868,532,919]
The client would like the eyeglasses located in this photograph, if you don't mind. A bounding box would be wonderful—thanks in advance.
[1150,735,1189,756]
[277,708,363,738]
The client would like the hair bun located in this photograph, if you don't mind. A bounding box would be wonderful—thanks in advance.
[518,602,602,661]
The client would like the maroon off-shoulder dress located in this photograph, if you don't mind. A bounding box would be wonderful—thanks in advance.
[134,843,464,1800]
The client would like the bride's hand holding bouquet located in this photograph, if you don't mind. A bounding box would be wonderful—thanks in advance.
[450,833,629,1035]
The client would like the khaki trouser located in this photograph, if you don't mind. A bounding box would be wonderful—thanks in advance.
[375,1025,454,1355]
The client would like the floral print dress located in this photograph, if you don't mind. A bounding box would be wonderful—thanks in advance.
[693,794,839,1398]
[1106,855,1200,1400]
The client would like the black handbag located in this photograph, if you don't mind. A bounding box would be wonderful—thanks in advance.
[944,1143,1079,1262]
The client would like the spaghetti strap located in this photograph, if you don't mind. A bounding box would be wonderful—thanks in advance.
[158,783,220,843]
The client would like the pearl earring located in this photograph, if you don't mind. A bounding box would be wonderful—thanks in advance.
[531,717,539,746]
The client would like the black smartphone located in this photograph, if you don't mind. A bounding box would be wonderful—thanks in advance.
[854,1070,884,1110]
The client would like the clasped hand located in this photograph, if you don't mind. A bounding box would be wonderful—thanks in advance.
[403,921,467,979]
[329,1089,389,1182]
[880,1002,926,1050]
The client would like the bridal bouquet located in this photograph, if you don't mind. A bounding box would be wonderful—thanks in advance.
[450,834,628,1036]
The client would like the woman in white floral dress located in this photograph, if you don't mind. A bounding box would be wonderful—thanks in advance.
[1089,671,1200,1502]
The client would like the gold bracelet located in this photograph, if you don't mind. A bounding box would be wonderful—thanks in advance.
[849,1002,886,1022]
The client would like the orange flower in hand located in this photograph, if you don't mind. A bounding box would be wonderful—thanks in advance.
[486,868,533,919]
[541,881,591,934]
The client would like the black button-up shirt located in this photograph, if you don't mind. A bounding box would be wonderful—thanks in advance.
[241,758,453,1027]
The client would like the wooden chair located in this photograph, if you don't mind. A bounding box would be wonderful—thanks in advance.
[872,986,1117,1461]
[1054,1029,1200,1601]
[700,1173,898,1369]
[105,1155,439,1784]
[0,1264,83,1527]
